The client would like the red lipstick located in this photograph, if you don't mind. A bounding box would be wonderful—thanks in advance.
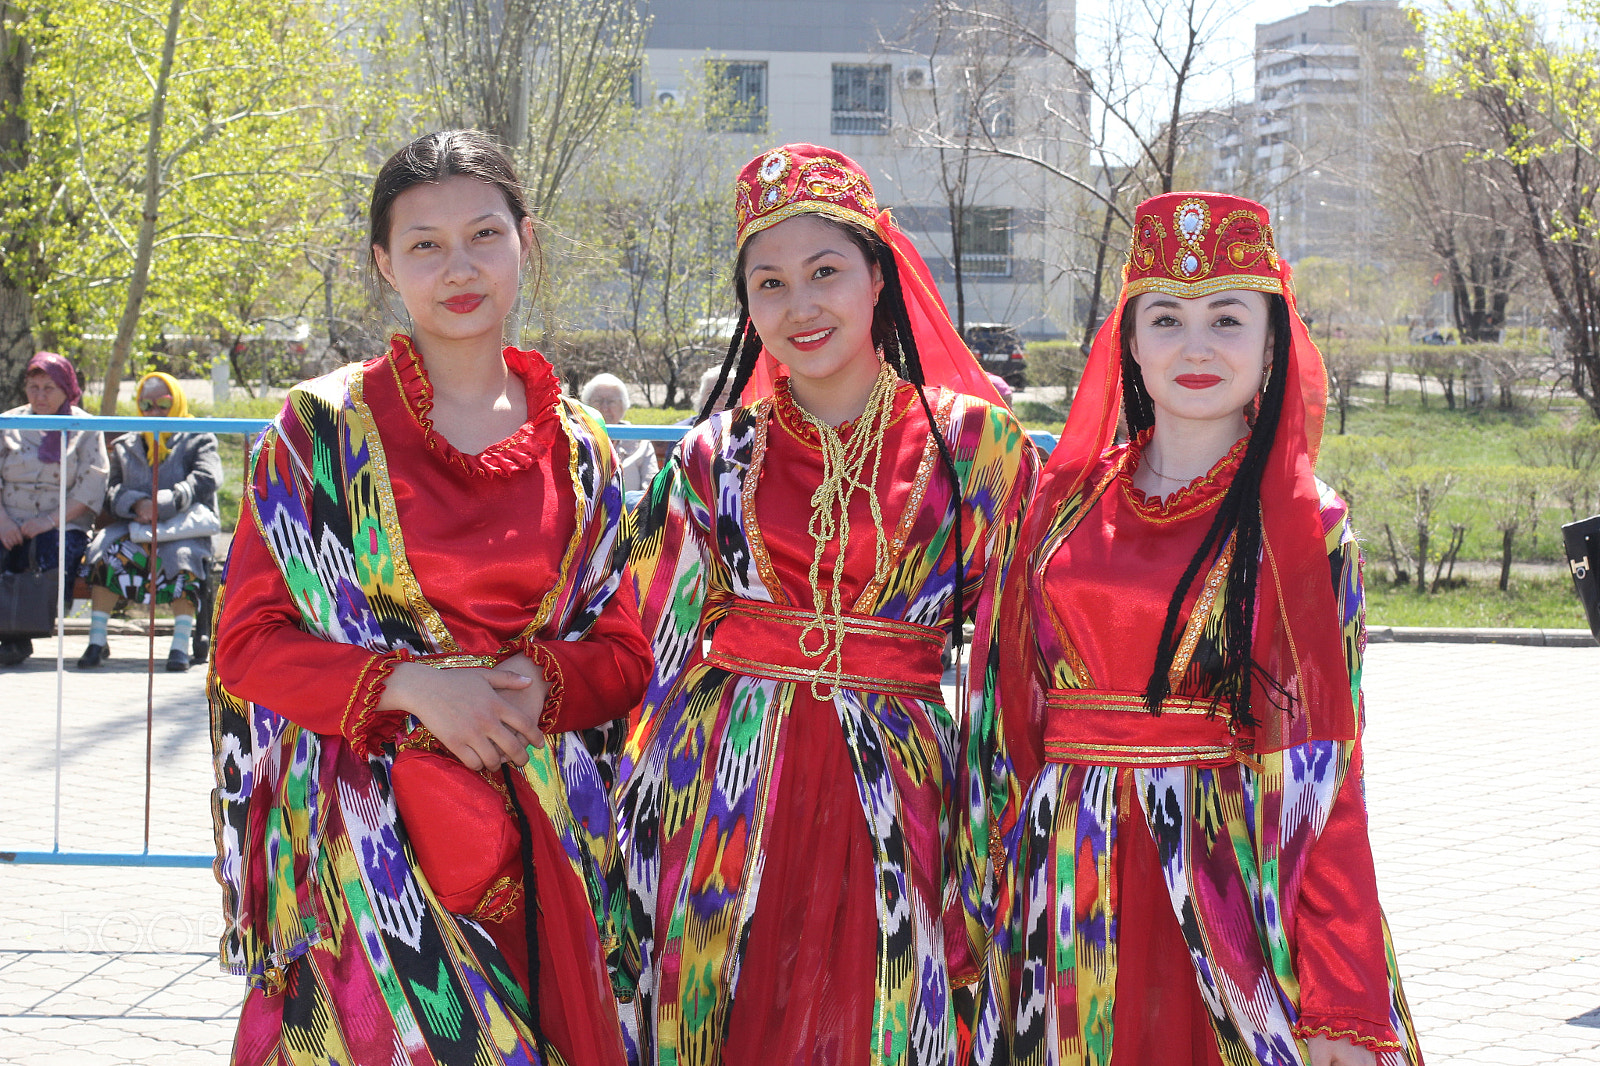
[1175,374,1222,389]
[443,294,486,314]
[787,327,835,352]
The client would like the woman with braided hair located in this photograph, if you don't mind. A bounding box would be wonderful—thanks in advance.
[619,144,1036,1064]
[982,193,1422,1066]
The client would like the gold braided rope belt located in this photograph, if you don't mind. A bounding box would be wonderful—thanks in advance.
[1042,689,1260,769]
[705,599,945,703]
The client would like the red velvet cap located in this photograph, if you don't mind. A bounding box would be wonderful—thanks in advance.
[734,144,880,249]
[1125,193,1284,301]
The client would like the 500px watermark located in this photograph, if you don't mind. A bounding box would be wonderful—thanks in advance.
[57,910,225,953]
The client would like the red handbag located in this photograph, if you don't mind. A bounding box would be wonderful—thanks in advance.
[390,734,522,920]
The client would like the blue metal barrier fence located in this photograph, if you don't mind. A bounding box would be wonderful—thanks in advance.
[0,412,1056,869]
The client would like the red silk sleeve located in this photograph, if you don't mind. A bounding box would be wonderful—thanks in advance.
[517,580,653,734]
[1290,742,1404,1053]
[213,504,409,753]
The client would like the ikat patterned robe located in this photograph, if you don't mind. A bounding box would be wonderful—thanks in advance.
[209,355,637,1064]
[620,381,1036,1066]
[978,455,1423,1066]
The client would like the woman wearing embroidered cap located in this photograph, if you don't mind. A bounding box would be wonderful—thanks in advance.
[981,193,1422,1066]
[619,144,1036,1063]
[209,130,650,1065]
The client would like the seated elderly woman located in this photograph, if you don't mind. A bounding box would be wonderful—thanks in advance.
[0,352,109,667]
[80,372,221,673]
[579,372,657,496]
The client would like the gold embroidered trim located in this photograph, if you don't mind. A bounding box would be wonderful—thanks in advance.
[1170,538,1235,687]
[737,200,878,249]
[703,648,944,703]
[1045,691,1228,716]
[1291,1022,1403,1052]
[740,399,788,606]
[349,369,459,655]
[854,383,949,611]
[1121,274,1283,300]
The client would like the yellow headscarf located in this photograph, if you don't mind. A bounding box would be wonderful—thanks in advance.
[135,371,189,464]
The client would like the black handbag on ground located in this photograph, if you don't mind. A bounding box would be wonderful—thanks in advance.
[1563,514,1600,643]
[0,540,60,639]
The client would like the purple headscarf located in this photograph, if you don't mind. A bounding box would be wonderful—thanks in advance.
[25,351,82,464]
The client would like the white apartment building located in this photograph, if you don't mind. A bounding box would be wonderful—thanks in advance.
[640,0,1080,338]
[1200,0,1417,263]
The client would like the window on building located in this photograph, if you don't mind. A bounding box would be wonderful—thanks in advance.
[960,72,1016,138]
[832,64,891,135]
[958,207,1012,276]
[707,60,767,133]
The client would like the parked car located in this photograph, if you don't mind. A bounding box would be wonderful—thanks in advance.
[963,323,1027,388]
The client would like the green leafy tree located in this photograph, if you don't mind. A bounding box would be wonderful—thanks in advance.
[1424,0,1600,418]
[6,0,365,410]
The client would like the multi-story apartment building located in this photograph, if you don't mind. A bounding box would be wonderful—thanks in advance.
[1202,0,1417,263]
[640,0,1079,337]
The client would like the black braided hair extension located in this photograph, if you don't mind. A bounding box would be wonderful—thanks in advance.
[1139,295,1293,730]
[501,765,550,1058]
[869,240,968,662]
[698,305,759,423]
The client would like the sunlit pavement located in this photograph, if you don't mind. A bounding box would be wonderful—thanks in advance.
[1,635,1596,1063]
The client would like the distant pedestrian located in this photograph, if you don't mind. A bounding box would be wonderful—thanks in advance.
[581,371,657,495]
[80,372,220,672]
[0,352,107,666]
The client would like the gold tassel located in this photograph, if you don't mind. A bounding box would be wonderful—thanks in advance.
[796,361,898,700]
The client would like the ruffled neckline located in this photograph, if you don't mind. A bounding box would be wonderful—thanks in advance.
[771,371,918,450]
[389,334,563,478]
[1119,429,1250,521]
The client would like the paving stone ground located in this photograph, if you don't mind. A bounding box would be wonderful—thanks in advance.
[1,633,1597,1063]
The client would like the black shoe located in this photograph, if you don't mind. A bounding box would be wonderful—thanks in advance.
[0,639,32,666]
[165,647,190,673]
[77,642,110,669]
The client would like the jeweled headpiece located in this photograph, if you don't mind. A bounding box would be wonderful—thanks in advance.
[1123,193,1282,301]
[734,144,880,249]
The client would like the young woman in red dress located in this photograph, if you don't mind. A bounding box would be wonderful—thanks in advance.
[621,144,1036,1065]
[984,192,1423,1066]
[211,130,650,1065]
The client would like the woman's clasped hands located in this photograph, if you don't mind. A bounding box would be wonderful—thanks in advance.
[379,650,552,772]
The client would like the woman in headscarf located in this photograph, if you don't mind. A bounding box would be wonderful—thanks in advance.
[619,143,1036,1065]
[981,193,1422,1066]
[210,130,650,1066]
[80,371,221,672]
[0,352,108,666]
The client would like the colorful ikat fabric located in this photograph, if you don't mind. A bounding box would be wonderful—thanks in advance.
[208,361,633,1064]
[619,384,1036,1066]
[976,478,1423,1066]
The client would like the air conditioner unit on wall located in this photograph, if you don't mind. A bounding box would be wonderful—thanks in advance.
[898,63,935,91]
[657,88,682,106]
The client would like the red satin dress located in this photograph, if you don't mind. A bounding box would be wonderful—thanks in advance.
[719,382,952,1064]
[1042,441,1395,1063]
[215,340,653,1064]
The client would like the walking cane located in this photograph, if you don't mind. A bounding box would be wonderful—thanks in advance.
[144,438,160,855]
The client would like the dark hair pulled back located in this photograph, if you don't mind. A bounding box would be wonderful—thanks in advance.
[701,216,972,662]
[1121,292,1294,730]
[368,129,540,279]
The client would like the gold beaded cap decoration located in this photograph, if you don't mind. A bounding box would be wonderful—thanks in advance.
[734,143,881,249]
[1123,192,1285,300]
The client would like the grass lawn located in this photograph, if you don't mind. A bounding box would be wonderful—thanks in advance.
[1365,574,1588,630]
